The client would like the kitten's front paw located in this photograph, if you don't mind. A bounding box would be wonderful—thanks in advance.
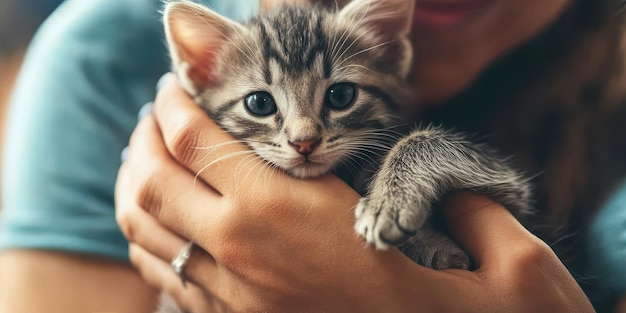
[354,195,429,249]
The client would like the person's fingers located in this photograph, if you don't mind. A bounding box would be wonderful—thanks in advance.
[440,192,551,271]
[152,76,274,196]
[442,192,596,312]
[116,200,187,264]
[116,115,229,253]
[128,244,227,313]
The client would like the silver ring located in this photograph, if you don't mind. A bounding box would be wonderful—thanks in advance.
[120,146,129,163]
[171,241,194,288]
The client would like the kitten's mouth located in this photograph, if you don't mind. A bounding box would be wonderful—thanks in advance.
[282,157,333,178]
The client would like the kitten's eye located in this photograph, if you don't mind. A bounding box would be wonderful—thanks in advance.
[245,92,277,116]
[325,83,356,110]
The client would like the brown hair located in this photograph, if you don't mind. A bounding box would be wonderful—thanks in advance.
[423,4,626,226]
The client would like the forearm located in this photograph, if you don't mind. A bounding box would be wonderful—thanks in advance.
[0,250,158,313]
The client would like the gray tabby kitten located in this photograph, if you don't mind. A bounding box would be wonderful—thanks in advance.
[164,0,531,285]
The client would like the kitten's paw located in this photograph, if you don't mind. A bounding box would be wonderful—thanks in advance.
[431,247,471,270]
[401,232,471,270]
[354,196,429,249]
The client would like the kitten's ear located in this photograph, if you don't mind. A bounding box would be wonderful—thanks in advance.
[337,0,414,75]
[338,0,414,38]
[164,1,246,95]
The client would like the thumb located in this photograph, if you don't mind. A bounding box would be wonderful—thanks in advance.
[441,192,540,269]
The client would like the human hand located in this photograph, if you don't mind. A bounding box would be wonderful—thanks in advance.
[115,76,595,313]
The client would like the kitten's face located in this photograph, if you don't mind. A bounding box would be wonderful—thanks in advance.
[165,0,414,178]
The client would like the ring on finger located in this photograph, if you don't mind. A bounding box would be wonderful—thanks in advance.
[171,241,195,288]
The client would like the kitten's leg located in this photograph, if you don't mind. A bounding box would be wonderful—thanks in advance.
[354,127,532,268]
[400,226,471,270]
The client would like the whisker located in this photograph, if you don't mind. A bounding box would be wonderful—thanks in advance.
[335,63,374,74]
[229,19,258,65]
[191,141,246,168]
[329,0,370,66]
[336,40,394,69]
[233,153,263,189]
[340,139,394,150]
[194,150,257,187]
[336,157,361,175]
[340,147,379,168]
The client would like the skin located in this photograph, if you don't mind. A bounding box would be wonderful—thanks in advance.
[0,250,158,313]
[408,0,571,104]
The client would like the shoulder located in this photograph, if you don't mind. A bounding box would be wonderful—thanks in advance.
[35,0,164,50]
[0,0,168,260]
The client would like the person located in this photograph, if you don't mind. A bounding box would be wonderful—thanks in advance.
[0,0,624,312]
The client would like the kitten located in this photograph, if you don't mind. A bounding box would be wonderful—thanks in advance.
[162,0,531,303]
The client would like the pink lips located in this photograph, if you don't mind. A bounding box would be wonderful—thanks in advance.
[413,0,491,28]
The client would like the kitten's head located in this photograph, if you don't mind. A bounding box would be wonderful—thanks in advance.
[164,0,414,178]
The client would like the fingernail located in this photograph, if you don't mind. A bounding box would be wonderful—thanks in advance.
[138,102,154,120]
[156,72,175,92]
[120,146,129,163]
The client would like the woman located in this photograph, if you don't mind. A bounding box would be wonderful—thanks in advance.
[117,0,626,311]
[0,0,623,313]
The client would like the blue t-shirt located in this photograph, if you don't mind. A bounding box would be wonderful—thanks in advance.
[0,0,624,308]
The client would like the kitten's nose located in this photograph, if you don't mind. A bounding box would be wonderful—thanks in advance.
[289,139,321,156]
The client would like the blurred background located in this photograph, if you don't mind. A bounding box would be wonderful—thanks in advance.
[1,0,64,109]
[0,0,64,207]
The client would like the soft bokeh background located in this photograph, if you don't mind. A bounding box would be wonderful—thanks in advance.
[0,0,64,208]
[0,0,64,98]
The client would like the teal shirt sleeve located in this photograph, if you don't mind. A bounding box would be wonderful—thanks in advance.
[588,179,626,304]
[0,0,258,261]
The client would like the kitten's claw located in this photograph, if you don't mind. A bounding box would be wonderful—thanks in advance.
[354,196,428,249]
